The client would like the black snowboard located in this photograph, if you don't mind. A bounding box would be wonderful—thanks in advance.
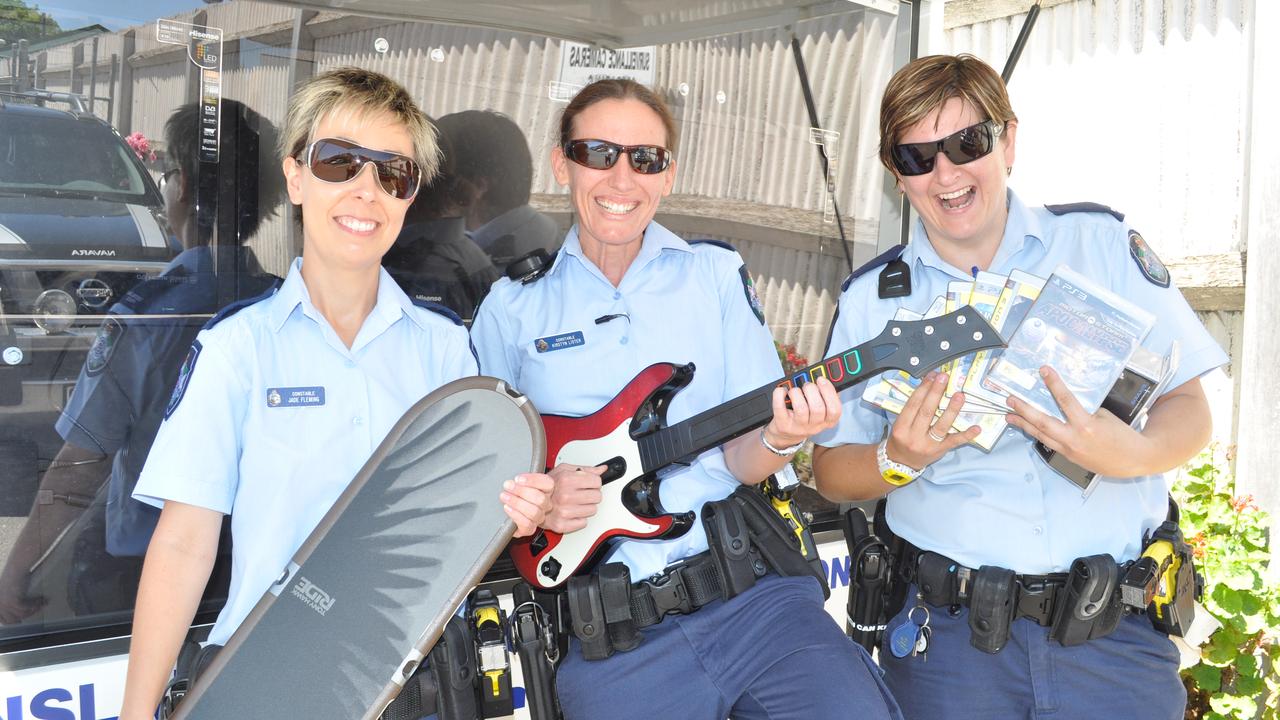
[172,376,545,720]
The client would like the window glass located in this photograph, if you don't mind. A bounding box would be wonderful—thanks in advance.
[0,0,905,650]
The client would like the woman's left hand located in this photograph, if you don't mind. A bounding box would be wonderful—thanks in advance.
[500,473,556,538]
[1004,365,1148,477]
[761,376,842,449]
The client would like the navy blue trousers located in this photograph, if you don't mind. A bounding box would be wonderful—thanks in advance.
[556,574,904,720]
[880,588,1185,720]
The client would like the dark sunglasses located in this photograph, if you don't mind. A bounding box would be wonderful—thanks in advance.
[300,137,422,200]
[890,120,1005,176]
[563,139,672,175]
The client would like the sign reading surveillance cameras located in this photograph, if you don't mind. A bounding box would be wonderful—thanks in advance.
[553,42,656,101]
[157,19,223,162]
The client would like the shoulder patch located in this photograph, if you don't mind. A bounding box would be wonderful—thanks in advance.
[202,280,281,330]
[844,245,906,291]
[1128,230,1170,288]
[738,265,765,324]
[411,298,464,326]
[85,316,125,376]
[164,340,201,419]
[1044,202,1125,222]
[689,238,737,253]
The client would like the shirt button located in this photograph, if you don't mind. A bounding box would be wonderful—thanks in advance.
[1032,525,1043,535]
[620,337,629,345]
[1024,473,1034,483]
[352,416,364,426]
[345,360,356,369]
[613,291,621,300]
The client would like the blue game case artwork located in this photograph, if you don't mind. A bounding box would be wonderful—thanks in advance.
[985,265,1156,421]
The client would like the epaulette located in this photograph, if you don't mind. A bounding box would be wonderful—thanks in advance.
[411,298,464,326]
[688,239,737,253]
[842,245,906,291]
[202,280,281,330]
[1044,202,1125,222]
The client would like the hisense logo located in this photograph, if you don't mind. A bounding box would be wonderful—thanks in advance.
[71,249,117,257]
[292,576,336,616]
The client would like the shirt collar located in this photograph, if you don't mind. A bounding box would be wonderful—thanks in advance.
[555,221,691,282]
[268,258,410,334]
[988,189,1046,271]
[903,188,1047,279]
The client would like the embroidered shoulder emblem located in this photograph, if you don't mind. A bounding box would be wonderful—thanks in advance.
[739,265,765,324]
[1128,230,1170,288]
[165,341,202,419]
[86,317,125,376]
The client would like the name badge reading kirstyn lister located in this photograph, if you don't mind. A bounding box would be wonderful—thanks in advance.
[267,386,326,407]
[534,331,585,353]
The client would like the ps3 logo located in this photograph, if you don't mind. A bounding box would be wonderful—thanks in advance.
[292,576,336,616]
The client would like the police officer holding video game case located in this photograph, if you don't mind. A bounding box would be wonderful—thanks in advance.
[812,54,1228,719]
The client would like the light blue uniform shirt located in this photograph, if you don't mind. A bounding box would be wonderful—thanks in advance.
[815,191,1228,574]
[134,258,477,645]
[471,222,782,580]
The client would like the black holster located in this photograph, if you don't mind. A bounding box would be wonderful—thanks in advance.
[842,499,910,653]
[380,615,480,720]
[1049,553,1124,647]
[511,582,562,720]
[967,566,1017,654]
[566,562,641,661]
[703,483,828,600]
[159,641,221,719]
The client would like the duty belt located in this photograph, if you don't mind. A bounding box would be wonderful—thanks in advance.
[899,541,1069,626]
[628,552,725,627]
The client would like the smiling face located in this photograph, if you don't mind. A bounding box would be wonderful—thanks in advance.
[551,98,676,255]
[283,106,416,275]
[896,97,1017,257]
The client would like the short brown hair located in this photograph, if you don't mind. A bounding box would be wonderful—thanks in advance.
[281,67,441,184]
[559,79,678,153]
[878,54,1016,173]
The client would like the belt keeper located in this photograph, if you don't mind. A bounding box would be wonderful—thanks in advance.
[597,563,642,653]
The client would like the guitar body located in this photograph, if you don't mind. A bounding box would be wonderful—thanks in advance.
[511,362,698,588]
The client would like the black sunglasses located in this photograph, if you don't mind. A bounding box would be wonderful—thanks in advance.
[890,120,1005,176]
[562,139,672,175]
[300,137,422,200]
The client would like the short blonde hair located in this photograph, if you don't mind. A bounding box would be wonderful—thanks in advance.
[280,67,441,183]
[878,54,1016,173]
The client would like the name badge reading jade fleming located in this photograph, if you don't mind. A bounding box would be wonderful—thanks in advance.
[533,331,585,353]
[267,386,326,408]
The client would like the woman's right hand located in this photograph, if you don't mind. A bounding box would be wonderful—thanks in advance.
[542,463,606,534]
[886,371,981,470]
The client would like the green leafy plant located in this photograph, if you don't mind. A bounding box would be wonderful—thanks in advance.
[1175,447,1280,719]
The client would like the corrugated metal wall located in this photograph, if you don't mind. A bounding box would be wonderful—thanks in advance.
[3,0,1254,371]
[942,0,1249,257]
[4,0,902,361]
[941,0,1249,449]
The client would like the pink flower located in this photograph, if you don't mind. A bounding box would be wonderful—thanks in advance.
[124,132,153,162]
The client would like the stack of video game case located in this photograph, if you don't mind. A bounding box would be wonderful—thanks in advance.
[861,265,1158,454]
